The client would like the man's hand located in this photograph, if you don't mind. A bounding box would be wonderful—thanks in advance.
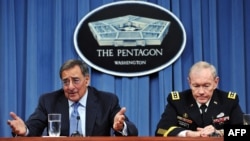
[197,125,216,137]
[113,107,126,132]
[186,130,202,137]
[7,112,27,136]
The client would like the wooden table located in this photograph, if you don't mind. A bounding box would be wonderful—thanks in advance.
[0,137,223,141]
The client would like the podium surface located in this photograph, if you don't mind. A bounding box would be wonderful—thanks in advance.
[0,137,223,141]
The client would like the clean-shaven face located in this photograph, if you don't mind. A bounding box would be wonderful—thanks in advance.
[188,68,219,104]
[61,65,90,102]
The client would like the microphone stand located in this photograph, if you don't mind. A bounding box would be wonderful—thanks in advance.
[71,116,83,137]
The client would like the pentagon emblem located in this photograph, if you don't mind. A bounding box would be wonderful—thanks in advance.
[88,15,171,46]
[74,1,186,77]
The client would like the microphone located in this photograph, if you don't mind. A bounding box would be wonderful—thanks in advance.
[76,116,80,132]
[71,116,83,137]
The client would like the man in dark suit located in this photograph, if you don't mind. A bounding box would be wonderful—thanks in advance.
[155,61,243,137]
[7,59,138,136]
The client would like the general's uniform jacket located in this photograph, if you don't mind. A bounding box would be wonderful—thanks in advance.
[155,89,243,136]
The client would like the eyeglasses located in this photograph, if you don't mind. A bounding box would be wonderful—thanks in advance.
[62,78,81,87]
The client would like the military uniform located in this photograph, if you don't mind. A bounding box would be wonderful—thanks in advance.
[155,89,243,136]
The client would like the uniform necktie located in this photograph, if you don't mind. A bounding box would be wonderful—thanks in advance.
[200,104,207,114]
[70,102,82,136]
[200,104,207,126]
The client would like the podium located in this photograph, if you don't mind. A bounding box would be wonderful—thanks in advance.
[0,137,223,141]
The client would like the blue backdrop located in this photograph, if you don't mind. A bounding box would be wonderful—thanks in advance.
[0,0,249,137]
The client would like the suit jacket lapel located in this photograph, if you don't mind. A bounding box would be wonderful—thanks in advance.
[85,88,98,136]
[56,94,70,135]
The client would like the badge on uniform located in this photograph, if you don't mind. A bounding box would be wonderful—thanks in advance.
[171,91,180,100]
[228,91,236,99]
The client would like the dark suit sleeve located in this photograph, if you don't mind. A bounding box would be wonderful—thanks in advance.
[125,121,138,136]
[25,94,48,136]
[110,94,138,136]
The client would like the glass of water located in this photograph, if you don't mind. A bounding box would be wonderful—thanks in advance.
[48,113,61,137]
[243,114,250,125]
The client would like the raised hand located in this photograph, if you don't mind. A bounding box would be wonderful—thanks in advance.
[7,112,27,136]
[113,107,126,131]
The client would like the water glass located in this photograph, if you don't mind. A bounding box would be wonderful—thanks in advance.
[243,114,250,125]
[48,113,61,137]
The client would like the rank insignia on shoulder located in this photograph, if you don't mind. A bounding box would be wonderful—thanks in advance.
[171,91,180,100]
[227,91,236,99]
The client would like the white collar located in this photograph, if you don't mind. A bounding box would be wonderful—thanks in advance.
[197,99,211,108]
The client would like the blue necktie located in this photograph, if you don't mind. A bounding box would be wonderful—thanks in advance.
[70,102,82,136]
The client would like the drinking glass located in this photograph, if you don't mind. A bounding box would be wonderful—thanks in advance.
[48,113,61,137]
[243,114,250,125]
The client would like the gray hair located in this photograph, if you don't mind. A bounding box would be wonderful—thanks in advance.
[59,59,89,79]
[188,61,217,78]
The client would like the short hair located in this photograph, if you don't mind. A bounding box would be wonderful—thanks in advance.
[188,61,217,78]
[59,59,89,79]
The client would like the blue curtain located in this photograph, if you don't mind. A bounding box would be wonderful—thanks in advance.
[0,0,249,137]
